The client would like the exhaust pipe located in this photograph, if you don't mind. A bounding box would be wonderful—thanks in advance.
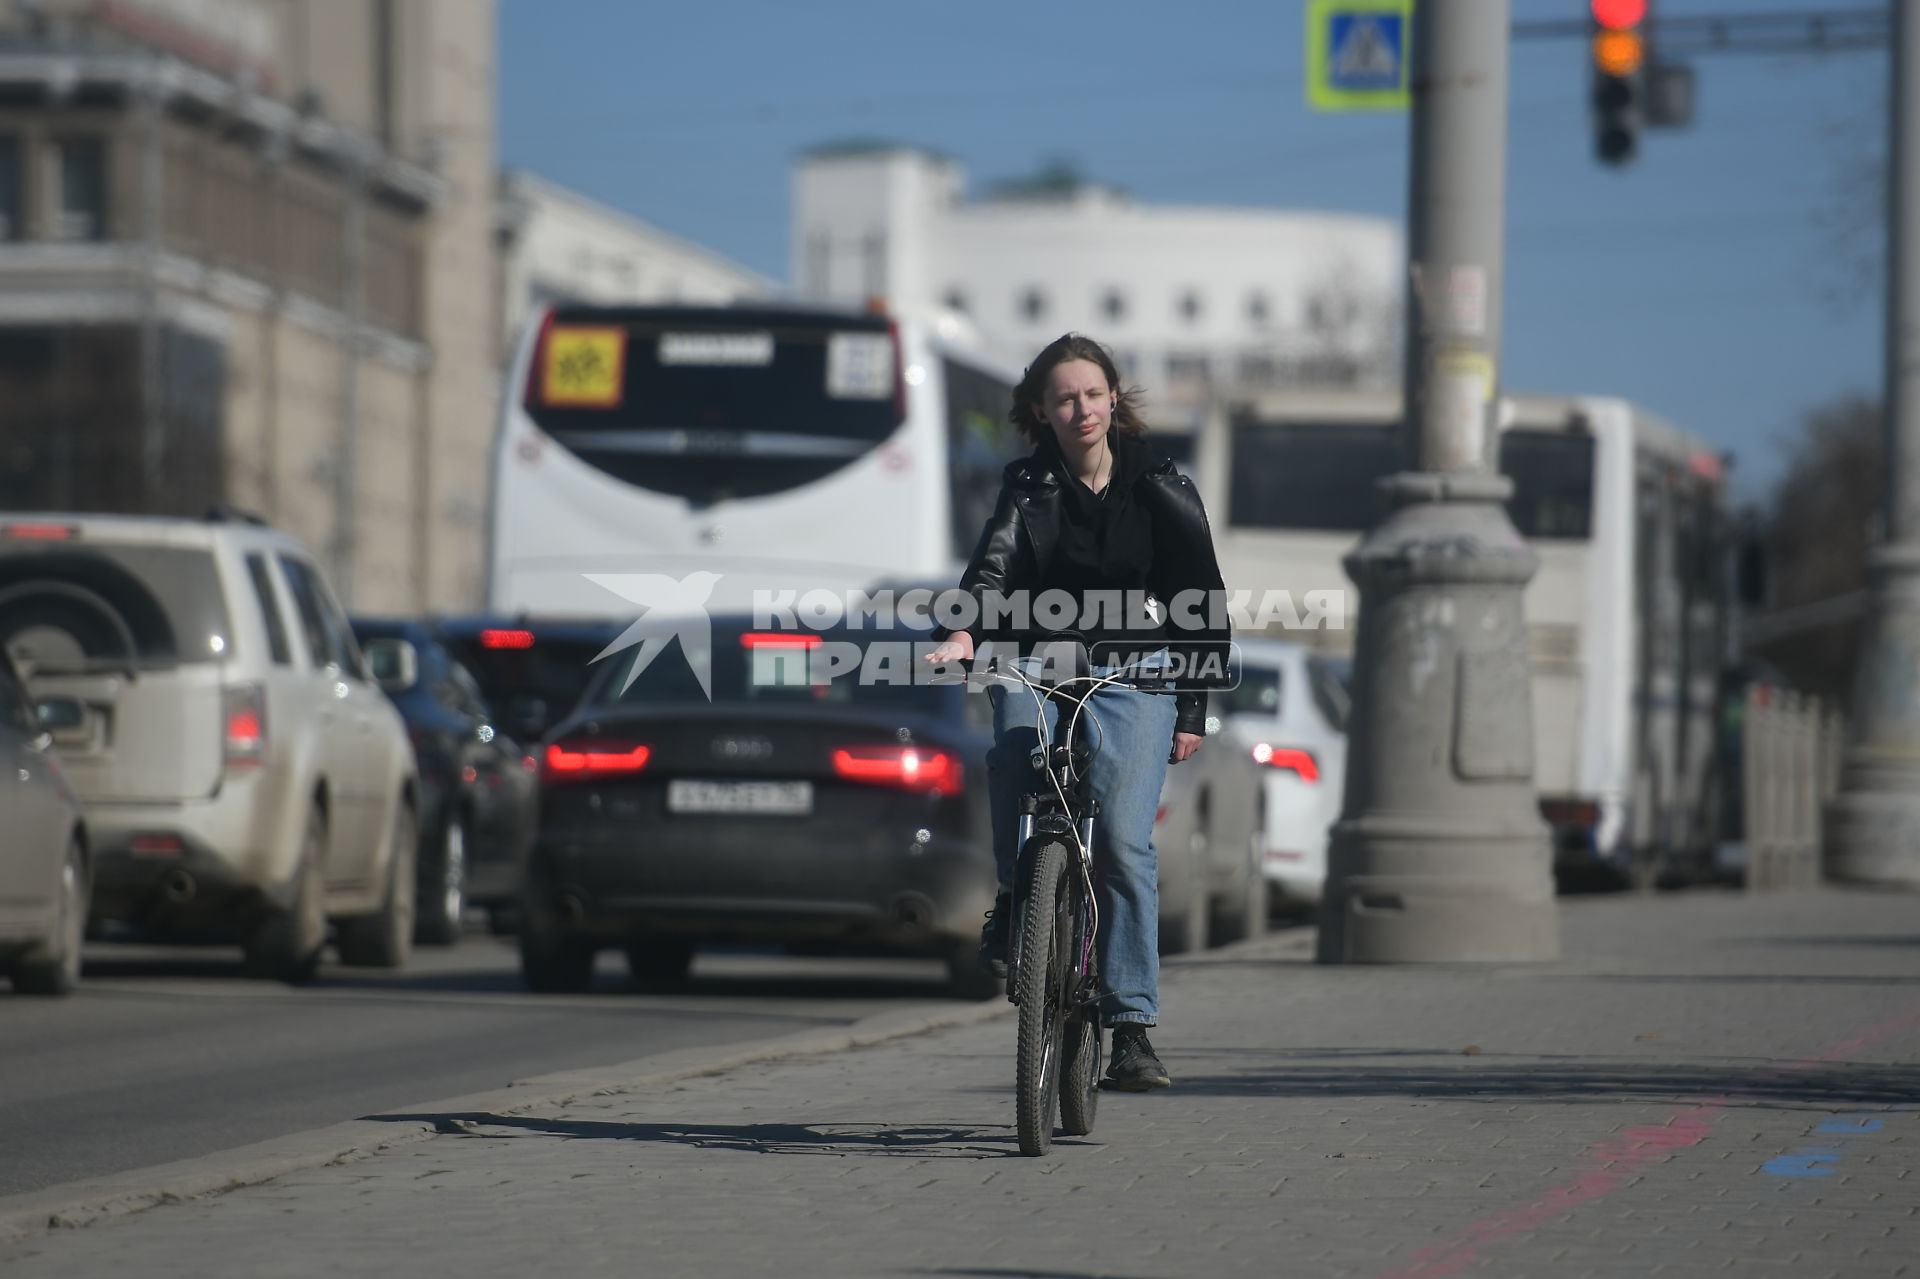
[161,869,197,904]
[888,892,935,935]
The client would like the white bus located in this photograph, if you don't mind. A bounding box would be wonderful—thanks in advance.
[1196,390,1729,887]
[488,302,1024,617]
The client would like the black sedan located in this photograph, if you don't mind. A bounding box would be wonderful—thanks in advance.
[352,619,540,943]
[521,618,1000,998]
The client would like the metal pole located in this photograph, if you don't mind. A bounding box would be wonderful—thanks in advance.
[1317,0,1558,964]
[1827,0,1920,886]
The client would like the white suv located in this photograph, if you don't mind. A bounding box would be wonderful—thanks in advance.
[0,513,418,982]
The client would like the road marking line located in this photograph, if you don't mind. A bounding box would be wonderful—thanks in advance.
[1375,1003,1920,1279]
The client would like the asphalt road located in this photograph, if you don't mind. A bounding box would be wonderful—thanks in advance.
[0,934,969,1199]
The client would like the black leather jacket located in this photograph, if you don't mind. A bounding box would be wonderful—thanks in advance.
[941,452,1229,737]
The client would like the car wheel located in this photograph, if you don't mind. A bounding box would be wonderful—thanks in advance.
[337,802,417,969]
[624,939,695,984]
[13,838,89,996]
[1210,817,1268,945]
[415,810,468,947]
[245,805,328,985]
[519,854,595,993]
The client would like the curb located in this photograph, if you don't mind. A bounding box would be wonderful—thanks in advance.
[0,994,1013,1246]
[0,925,1312,1246]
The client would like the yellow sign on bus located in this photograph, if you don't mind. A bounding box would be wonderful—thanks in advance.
[542,326,626,408]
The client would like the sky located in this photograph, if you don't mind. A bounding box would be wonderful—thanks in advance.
[497,0,1885,505]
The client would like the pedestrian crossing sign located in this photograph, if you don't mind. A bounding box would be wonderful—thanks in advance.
[1307,0,1414,112]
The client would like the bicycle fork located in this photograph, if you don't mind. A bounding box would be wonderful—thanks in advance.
[1005,809,1102,1009]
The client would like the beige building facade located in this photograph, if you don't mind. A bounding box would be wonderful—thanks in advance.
[0,0,497,611]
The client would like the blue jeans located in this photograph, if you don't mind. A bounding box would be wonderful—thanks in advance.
[985,668,1177,1026]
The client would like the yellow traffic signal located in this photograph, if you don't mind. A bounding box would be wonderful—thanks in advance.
[1592,29,1646,77]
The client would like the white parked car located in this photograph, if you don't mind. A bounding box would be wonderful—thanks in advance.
[0,650,89,995]
[0,513,419,983]
[1153,725,1266,953]
[1213,638,1350,908]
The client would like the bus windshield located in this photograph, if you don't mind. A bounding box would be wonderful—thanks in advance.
[1225,420,1595,540]
[524,307,904,507]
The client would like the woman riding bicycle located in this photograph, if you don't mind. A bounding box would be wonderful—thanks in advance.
[923,332,1229,1092]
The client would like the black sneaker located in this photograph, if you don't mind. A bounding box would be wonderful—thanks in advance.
[1105,1024,1171,1091]
[977,893,1012,977]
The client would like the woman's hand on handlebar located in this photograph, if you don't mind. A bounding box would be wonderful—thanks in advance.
[1169,732,1203,765]
[923,631,975,665]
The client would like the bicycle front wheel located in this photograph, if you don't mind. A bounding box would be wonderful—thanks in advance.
[1014,838,1072,1157]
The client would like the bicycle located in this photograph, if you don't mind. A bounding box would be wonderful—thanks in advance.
[974,641,1172,1157]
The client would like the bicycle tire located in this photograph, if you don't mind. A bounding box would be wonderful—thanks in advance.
[1058,1009,1101,1136]
[1015,838,1072,1156]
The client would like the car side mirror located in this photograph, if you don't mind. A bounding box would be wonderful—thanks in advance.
[362,638,420,693]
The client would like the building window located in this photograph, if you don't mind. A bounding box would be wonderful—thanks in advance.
[53,138,108,242]
[1167,353,1211,385]
[1237,353,1278,387]
[1177,289,1203,324]
[1101,288,1127,323]
[1247,291,1270,327]
[943,287,968,314]
[0,136,20,241]
[1020,287,1047,323]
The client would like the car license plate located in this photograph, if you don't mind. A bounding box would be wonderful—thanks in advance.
[666,779,813,815]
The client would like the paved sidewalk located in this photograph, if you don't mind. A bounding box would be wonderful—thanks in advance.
[4,888,1918,1278]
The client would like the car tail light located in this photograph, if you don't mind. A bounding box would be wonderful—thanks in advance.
[223,684,267,771]
[740,632,822,649]
[1252,743,1319,782]
[481,628,535,650]
[130,834,185,857]
[544,740,650,780]
[831,745,963,797]
[1540,798,1601,830]
[0,522,77,540]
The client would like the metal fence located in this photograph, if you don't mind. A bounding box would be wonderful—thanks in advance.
[1742,687,1846,891]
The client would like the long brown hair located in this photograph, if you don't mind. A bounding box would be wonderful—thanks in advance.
[1009,333,1149,448]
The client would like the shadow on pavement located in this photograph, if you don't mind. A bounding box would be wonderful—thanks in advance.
[365,1111,1032,1158]
[1560,972,1920,987]
[919,1270,1176,1279]
[1165,1054,1920,1110]
[1730,935,1920,949]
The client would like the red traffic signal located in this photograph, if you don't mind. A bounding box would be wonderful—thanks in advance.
[1590,0,1647,31]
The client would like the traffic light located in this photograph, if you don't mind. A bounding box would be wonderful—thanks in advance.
[1590,0,1648,166]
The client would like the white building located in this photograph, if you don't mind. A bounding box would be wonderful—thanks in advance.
[497,168,776,355]
[792,144,1402,426]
